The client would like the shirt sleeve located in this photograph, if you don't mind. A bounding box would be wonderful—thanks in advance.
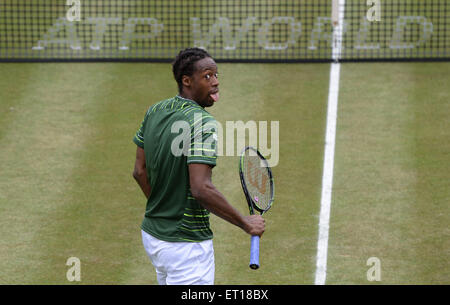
[133,109,149,148]
[187,116,218,167]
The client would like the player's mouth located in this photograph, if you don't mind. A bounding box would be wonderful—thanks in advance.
[209,90,219,102]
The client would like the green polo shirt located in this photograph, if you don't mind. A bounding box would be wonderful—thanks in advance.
[133,95,218,242]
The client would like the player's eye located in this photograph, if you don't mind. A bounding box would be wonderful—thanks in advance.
[204,73,218,80]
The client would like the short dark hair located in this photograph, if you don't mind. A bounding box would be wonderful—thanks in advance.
[172,48,211,93]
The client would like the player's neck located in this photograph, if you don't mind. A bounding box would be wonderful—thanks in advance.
[178,91,200,106]
[179,90,193,101]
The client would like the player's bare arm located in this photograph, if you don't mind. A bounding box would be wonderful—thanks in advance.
[188,163,265,237]
[133,146,151,199]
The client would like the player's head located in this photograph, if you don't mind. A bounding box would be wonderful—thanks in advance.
[172,48,219,108]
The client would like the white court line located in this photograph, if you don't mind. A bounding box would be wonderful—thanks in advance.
[314,0,345,285]
[314,62,340,285]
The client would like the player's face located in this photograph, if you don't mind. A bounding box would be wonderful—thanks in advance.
[189,57,219,108]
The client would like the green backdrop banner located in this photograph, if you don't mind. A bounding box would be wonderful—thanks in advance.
[0,0,448,62]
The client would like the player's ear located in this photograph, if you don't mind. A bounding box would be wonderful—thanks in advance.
[182,75,191,88]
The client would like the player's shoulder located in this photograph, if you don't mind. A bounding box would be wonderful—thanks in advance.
[146,96,177,114]
[146,96,217,126]
[175,97,216,123]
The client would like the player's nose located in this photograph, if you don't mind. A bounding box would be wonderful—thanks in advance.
[211,75,219,87]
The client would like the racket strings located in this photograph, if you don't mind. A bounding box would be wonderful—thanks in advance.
[243,152,272,211]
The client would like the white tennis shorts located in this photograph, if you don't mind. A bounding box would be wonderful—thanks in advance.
[141,230,215,285]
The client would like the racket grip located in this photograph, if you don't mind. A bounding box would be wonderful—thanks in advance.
[249,235,260,270]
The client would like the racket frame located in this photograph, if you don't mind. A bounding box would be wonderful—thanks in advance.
[238,146,275,270]
[239,146,275,215]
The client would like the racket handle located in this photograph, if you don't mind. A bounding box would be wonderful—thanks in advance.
[249,235,260,270]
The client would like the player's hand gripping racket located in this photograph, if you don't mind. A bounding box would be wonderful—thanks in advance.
[239,146,275,270]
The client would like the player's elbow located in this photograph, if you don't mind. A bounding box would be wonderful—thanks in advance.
[190,182,214,203]
[132,167,145,181]
[190,185,204,201]
[132,170,139,181]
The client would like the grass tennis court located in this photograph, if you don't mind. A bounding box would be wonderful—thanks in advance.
[0,61,448,284]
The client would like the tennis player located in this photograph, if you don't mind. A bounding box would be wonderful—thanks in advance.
[132,48,265,285]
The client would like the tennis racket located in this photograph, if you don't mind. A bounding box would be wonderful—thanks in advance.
[239,146,275,270]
